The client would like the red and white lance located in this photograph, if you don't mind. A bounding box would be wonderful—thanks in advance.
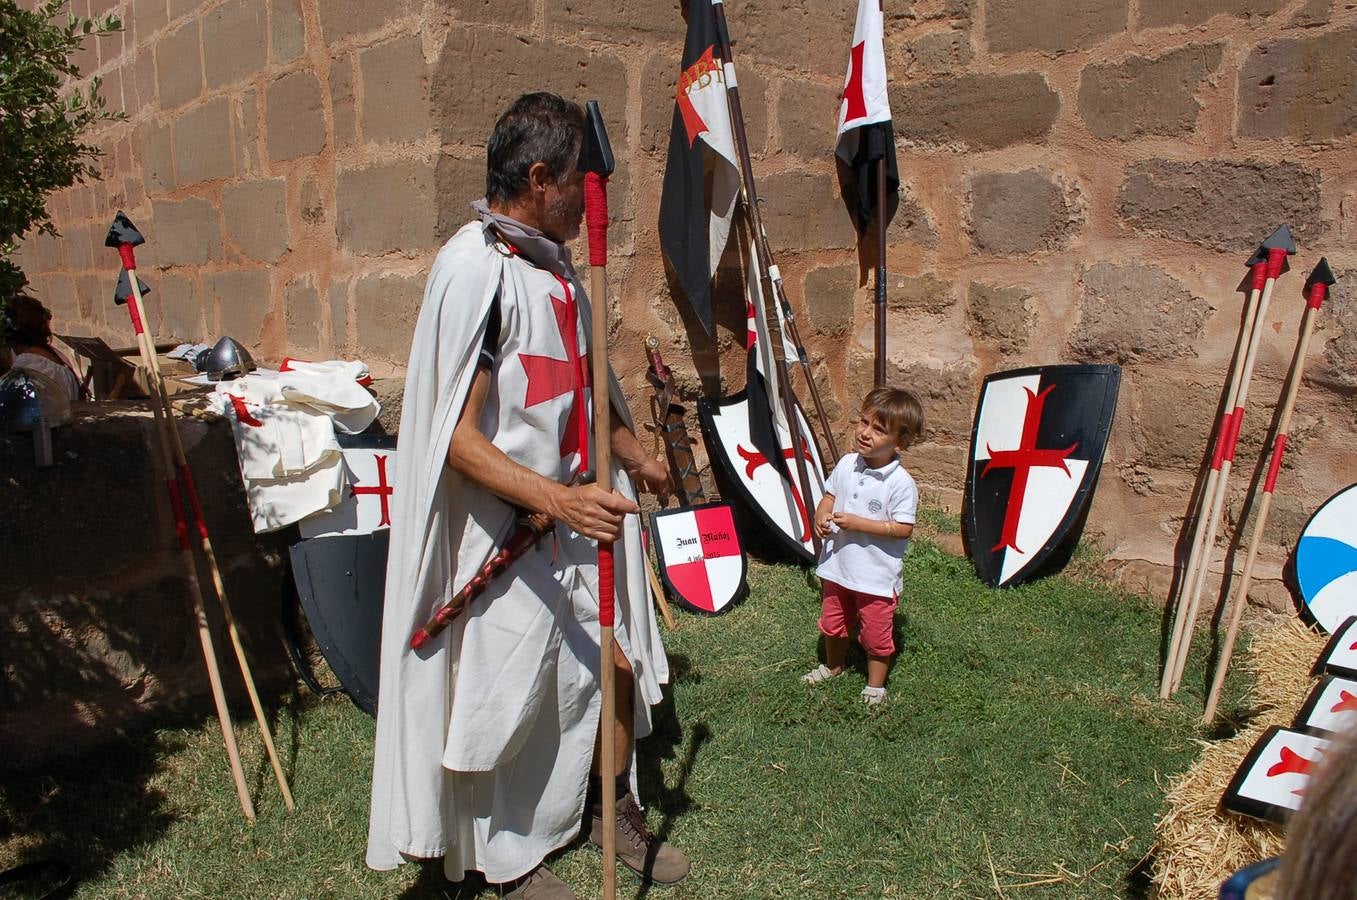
[579,99,620,900]
[1162,225,1295,697]
[1202,258,1336,723]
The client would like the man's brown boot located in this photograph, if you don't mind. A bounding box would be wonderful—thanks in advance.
[589,793,691,885]
[504,863,578,899]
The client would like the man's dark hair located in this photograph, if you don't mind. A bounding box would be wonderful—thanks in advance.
[485,93,585,205]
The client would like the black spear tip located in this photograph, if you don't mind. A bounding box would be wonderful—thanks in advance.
[1262,223,1296,254]
[1304,257,1336,291]
[113,269,151,305]
[577,100,615,177]
[1245,243,1268,267]
[104,210,145,248]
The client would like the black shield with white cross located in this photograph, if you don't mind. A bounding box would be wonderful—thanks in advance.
[963,365,1121,589]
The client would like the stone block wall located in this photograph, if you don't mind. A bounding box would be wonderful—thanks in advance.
[15,0,1357,617]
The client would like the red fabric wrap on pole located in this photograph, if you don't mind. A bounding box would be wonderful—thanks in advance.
[118,244,137,271]
[1208,412,1230,470]
[585,172,609,268]
[1222,408,1245,462]
[166,479,191,550]
[181,467,210,540]
[598,541,615,627]
[1266,247,1287,280]
[126,297,144,335]
[1250,262,1268,292]
[1264,434,1288,493]
[1307,282,1328,311]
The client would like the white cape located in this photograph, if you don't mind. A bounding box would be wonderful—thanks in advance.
[367,221,667,882]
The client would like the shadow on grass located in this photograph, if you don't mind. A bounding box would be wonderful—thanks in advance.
[0,725,175,895]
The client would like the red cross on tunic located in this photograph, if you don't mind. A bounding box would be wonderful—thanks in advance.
[517,274,591,462]
[350,453,393,526]
[842,41,868,122]
[980,385,1078,554]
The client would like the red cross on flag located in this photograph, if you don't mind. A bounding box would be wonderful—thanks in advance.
[658,0,741,336]
[836,0,898,237]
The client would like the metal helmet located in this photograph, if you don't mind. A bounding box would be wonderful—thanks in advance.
[202,336,256,382]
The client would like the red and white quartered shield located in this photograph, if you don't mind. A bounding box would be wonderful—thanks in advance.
[651,502,747,615]
[1223,726,1331,823]
[964,365,1120,588]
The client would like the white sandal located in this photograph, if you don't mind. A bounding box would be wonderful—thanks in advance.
[861,686,887,705]
[801,664,843,685]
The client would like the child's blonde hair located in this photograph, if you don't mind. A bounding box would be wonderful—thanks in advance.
[862,387,925,450]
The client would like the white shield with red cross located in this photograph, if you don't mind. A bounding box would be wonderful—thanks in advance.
[299,434,397,538]
[1316,615,1357,680]
[964,365,1120,588]
[651,503,747,615]
[1295,674,1357,736]
[1223,726,1332,823]
[698,390,826,565]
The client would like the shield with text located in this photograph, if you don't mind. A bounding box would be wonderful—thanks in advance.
[651,502,748,615]
[964,365,1121,589]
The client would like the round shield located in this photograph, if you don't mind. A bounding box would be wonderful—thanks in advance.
[1295,483,1357,633]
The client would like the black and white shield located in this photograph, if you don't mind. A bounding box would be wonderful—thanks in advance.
[651,502,748,615]
[963,365,1121,589]
[698,390,826,565]
[288,433,396,715]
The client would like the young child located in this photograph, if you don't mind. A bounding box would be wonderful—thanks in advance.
[802,386,924,705]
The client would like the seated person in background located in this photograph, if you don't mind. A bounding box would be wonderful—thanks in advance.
[3,295,84,401]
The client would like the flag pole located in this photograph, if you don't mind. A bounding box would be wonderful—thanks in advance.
[874,153,887,387]
[710,0,824,557]
[709,0,839,463]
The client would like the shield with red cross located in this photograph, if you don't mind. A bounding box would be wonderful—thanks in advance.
[298,433,397,538]
[651,502,748,615]
[1223,725,1332,823]
[964,365,1121,589]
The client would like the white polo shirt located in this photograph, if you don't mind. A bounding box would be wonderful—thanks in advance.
[815,453,918,597]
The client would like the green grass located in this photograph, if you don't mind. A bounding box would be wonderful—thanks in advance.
[0,536,1235,898]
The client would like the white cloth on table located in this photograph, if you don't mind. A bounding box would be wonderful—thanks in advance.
[12,351,80,402]
[210,361,379,533]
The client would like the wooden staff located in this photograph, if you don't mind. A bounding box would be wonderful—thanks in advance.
[1159,247,1268,699]
[1164,225,1294,695]
[106,213,294,817]
[710,0,825,557]
[579,100,618,900]
[1202,258,1335,722]
[874,154,887,388]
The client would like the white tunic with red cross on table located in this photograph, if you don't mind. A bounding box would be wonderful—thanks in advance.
[367,214,668,883]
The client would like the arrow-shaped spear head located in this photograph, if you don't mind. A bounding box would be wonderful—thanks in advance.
[105,211,145,249]
[577,100,614,268]
[1304,256,1335,309]
[1261,224,1296,280]
[113,269,151,306]
[1242,241,1285,291]
[577,100,615,178]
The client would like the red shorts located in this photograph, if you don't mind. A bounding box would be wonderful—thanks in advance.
[818,579,897,657]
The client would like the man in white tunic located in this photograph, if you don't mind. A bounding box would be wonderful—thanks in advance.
[367,93,690,898]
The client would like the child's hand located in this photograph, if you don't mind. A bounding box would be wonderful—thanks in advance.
[815,505,835,538]
[830,511,865,533]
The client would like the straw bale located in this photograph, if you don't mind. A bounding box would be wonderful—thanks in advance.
[1151,616,1326,900]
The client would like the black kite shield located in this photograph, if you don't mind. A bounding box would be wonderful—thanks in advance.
[698,390,826,565]
[287,432,397,715]
[963,365,1120,589]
